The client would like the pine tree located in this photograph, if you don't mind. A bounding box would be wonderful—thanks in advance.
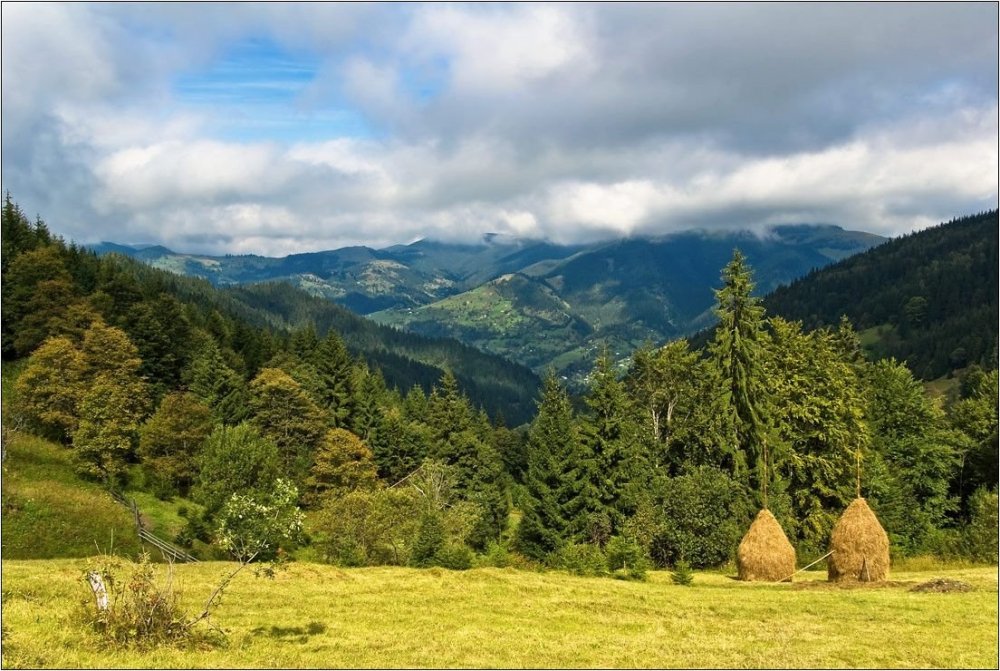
[4,246,75,356]
[708,250,770,489]
[579,349,648,529]
[517,372,585,560]
[312,330,356,428]
[185,338,251,425]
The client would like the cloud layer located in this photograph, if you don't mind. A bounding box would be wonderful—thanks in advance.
[2,3,997,255]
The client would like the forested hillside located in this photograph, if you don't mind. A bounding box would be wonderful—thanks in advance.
[764,211,999,379]
[3,196,996,578]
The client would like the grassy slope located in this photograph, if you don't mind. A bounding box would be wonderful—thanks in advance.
[2,561,997,668]
[1,433,142,559]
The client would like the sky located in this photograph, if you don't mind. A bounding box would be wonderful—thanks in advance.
[2,2,997,256]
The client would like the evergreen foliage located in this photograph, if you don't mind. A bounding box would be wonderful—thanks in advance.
[708,250,770,488]
[765,211,999,379]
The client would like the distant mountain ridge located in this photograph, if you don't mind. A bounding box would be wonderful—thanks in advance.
[93,224,884,382]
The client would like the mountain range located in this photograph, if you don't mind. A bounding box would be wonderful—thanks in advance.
[93,224,883,382]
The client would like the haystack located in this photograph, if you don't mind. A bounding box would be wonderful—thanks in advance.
[828,498,890,582]
[737,508,796,582]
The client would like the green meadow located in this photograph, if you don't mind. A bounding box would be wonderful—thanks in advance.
[2,559,996,669]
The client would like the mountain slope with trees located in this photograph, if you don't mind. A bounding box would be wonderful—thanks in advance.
[764,211,999,380]
[372,226,883,381]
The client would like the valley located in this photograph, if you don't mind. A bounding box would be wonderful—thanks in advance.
[97,225,884,382]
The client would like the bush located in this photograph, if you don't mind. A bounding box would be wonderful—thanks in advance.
[650,466,751,568]
[479,540,511,568]
[82,553,189,648]
[435,543,474,570]
[550,543,607,577]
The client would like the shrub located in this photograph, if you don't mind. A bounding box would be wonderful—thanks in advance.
[435,543,474,570]
[550,543,607,577]
[82,553,189,648]
[479,540,511,568]
[651,466,751,568]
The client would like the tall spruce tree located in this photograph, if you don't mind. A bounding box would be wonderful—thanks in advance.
[708,250,770,489]
[579,349,646,531]
[312,330,356,428]
[517,372,586,559]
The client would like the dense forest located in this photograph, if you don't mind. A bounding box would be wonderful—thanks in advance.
[2,196,996,576]
[765,211,999,380]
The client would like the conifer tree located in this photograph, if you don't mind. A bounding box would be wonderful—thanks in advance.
[708,250,770,489]
[579,349,646,529]
[312,330,356,428]
[4,246,75,356]
[517,372,585,559]
[185,338,251,425]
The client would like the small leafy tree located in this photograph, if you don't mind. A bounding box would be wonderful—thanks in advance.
[194,423,281,516]
[305,428,379,504]
[13,336,84,442]
[190,479,304,631]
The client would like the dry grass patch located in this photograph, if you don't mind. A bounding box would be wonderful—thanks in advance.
[1,560,997,669]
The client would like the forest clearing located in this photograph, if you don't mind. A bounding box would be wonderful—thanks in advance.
[2,559,997,669]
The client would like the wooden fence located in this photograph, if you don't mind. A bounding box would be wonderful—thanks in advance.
[108,489,198,563]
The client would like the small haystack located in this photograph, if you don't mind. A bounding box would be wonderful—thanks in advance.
[737,509,796,582]
[828,498,890,583]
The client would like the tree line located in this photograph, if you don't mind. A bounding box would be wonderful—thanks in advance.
[3,195,996,575]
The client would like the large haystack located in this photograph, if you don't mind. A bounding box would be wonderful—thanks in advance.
[737,509,796,582]
[828,498,890,582]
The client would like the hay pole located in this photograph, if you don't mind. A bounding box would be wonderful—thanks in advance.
[761,437,768,510]
[775,550,833,583]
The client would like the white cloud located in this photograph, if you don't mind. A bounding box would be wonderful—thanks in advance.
[1,3,997,255]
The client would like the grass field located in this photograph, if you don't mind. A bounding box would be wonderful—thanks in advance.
[1,560,996,669]
[1,434,142,559]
